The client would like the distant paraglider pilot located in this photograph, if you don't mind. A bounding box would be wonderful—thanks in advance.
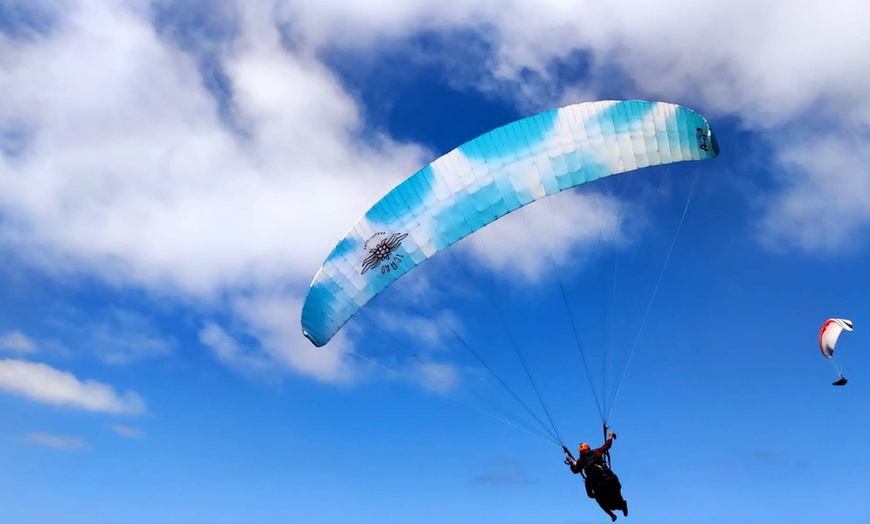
[819,318,853,386]
[564,430,628,521]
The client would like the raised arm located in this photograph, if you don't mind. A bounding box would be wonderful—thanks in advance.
[594,437,613,455]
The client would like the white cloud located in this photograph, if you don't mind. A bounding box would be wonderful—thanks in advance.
[286,0,870,123]
[200,292,357,383]
[459,189,632,282]
[0,0,425,383]
[24,431,89,450]
[231,293,357,383]
[0,331,36,353]
[283,0,870,248]
[759,132,870,252]
[0,359,145,414]
[1,0,868,386]
[199,322,275,377]
[0,0,426,299]
[359,306,463,349]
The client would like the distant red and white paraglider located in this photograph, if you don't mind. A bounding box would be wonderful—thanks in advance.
[819,318,853,386]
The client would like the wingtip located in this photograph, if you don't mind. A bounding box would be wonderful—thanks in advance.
[302,330,324,348]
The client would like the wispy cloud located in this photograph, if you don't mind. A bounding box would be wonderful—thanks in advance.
[199,322,275,378]
[753,449,809,470]
[0,359,145,414]
[108,423,145,439]
[360,307,462,350]
[0,330,36,353]
[16,307,173,365]
[205,293,358,383]
[410,360,460,394]
[86,309,175,365]
[24,432,88,450]
[474,461,534,485]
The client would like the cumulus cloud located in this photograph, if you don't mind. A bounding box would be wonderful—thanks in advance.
[0,0,428,382]
[0,359,145,414]
[0,330,36,353]
[759,132,870,252]
[24,432,89,450]
[0,0,425,299]
[1,0,868,386]
[291,0,870,123]
[285,0,870,248]
[460,189,633,282]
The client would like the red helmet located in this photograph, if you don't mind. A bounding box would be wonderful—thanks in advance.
[578,443,590,453]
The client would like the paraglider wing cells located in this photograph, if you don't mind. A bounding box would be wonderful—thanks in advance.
[819,318,853,359]
[301,100,719,347]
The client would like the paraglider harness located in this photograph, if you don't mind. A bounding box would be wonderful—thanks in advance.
[563,424,616,482]
[581,450,616,487]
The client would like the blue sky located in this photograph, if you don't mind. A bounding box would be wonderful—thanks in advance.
[1,1,869,523]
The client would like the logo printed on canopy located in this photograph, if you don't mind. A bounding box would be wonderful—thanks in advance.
[361,232,408,275]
